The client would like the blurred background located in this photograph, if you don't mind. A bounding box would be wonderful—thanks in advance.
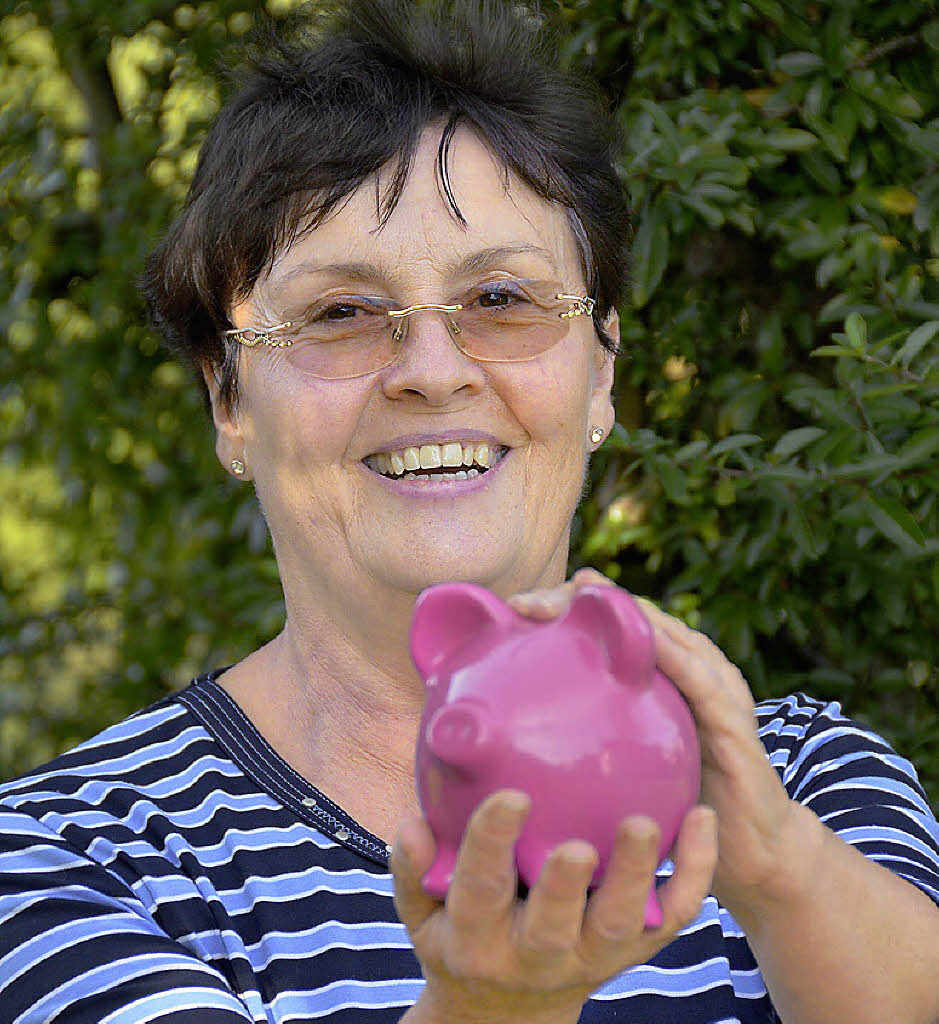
[1,0,937,805]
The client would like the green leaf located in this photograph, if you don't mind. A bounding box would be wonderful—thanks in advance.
[830,454,901,479]
[925,20,939,53]
[650,456,687,502]
[844,312,867,351]
[772,427,826,460]
[715,477,736,506]
[630,203,670,309]
[898,426,939,465]
[674,440,709,464]
[891,321,939,367]
[764,128,819,151]
[787,498,818,558]
[866,495,926,549]
[776,51,825,76]
[709,434,763,458]
[811,345,859,358]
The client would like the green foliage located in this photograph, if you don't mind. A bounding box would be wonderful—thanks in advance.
[564,0,939,802]
[1,0,937,805]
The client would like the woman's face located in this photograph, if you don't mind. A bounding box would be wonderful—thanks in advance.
[213,127,616,609]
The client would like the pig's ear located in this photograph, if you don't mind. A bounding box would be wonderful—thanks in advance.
[410,583,513,679]
[564,584,655,685]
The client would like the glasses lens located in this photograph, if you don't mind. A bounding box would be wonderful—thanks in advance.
[281,296,397,379]
[451,282,573,362]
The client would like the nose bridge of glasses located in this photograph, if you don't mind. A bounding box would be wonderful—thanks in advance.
[387,301,464,344]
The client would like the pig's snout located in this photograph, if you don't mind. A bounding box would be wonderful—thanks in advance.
[425,701,491,770]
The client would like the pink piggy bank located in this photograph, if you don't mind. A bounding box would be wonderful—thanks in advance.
[410,581,700,928]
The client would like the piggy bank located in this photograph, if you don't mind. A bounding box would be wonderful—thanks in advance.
[410,582,700,928]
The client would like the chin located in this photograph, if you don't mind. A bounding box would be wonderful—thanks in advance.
[376,548,520,596]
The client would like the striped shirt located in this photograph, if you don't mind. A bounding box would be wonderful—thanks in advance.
[1,671,937,1024]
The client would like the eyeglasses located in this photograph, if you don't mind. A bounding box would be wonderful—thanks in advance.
[223,279,596,380]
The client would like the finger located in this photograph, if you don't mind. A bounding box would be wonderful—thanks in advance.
[639,601,728,668]
[508,586,572,620]
[445,790,530,932]
[518,839,598,959]
[508,570,614,620]
[391,813,442,934]
[580,816,660,955]
[570,567,616,589]
[650,618,754,716]
[655,806,718,932]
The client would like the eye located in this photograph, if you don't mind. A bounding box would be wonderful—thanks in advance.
[323,303,360,320]
[302,296,391,325]
[475,286,528,309]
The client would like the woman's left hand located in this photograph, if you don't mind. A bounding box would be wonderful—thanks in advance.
[509,570,802,917]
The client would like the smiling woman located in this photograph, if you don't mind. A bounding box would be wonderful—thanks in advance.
[1,1,938,1023]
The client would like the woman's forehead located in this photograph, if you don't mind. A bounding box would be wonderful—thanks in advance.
[262,127,583,296]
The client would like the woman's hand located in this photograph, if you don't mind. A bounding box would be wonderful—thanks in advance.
[393,790,717,1024]
[513,570,803,917]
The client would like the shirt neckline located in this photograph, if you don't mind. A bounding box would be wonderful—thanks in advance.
[176,670,393,869]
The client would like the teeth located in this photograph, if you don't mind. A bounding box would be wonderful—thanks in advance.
[419,444,442,469]
[441,442,463,467]
[368,441,507,479]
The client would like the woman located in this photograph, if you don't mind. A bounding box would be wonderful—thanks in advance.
[1,2,937,1022]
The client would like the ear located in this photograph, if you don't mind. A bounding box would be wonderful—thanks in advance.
[589,309,618,440]
[202,362,248,480]
[563,584,655,686]
[410,582,514,680]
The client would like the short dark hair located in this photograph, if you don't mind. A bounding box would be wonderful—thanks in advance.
[141,0,630,410]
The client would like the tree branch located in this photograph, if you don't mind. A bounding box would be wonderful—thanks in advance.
[849,32,921,71]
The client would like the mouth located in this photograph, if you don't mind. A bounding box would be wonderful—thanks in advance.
[362,440,508,483]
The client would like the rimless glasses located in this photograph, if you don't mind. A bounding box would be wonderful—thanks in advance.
[224,279,596,381]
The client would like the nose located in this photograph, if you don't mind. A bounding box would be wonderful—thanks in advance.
[379,307,487,404]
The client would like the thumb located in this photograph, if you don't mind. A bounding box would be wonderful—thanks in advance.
[391,812,441,933]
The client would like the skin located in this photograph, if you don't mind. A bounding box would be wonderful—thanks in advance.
[205,127,939,1024]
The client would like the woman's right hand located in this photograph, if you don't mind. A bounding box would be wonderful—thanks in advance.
[392,790,718,1024]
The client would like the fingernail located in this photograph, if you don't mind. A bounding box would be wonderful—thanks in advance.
[624,818,658,844]
[492,791,530,822]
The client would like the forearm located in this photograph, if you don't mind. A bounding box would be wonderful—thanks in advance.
[729,801,939,1024]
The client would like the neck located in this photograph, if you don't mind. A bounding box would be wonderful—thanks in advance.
[217,592,430,840]
[217,547,570,838]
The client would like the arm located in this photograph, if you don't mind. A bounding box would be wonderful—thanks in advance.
[0,806,254,1024]
[643,601,939,1024]
[732,799,939,1024]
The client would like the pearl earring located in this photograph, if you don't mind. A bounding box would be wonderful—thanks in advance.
[231,458,246,475]
[590,427,605,444]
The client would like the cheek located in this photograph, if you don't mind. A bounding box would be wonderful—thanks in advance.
[240,363,371,472]
[500,354,594,442]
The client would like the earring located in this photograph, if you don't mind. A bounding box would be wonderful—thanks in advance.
[590,427,605,444]
[230,458,246,476]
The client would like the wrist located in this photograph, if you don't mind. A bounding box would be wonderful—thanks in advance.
[723,801,826,933]
[400,984,585,1024]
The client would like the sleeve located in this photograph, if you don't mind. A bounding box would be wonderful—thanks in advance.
[763,695,939,907]
[0,805,255,1024]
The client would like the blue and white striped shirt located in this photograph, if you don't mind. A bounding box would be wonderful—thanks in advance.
[1,672,937,1023]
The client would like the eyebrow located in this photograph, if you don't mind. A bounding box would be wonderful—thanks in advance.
[268,244,559,292]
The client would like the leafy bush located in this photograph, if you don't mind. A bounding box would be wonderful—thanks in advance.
[1,0,937,803]
[567,0,939,798]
